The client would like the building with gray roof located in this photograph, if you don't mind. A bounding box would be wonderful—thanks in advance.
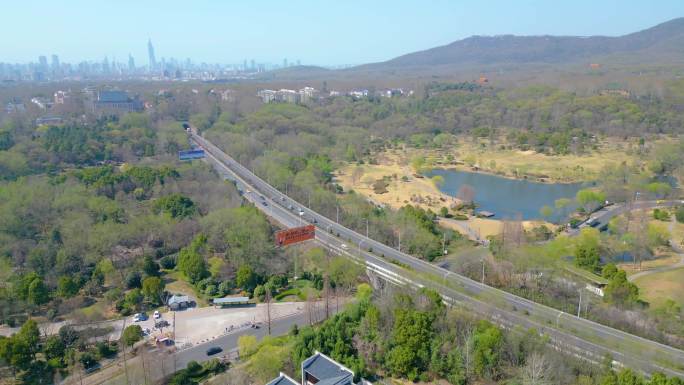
[301,351,354,385]
[266,372,299,385]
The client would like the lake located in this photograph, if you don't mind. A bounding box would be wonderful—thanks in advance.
[424,169,588,221]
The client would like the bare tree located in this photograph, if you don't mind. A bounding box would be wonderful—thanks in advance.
[323,274,330,320]
[521,352,553,385]
[502,213,525,250]
[264,288,272,335]
[351,166,365,185]
[631,208,650,270]
[457,184,475,204]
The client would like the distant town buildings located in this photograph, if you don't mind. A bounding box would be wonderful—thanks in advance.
[348,89,369,98]
[87,89,144,114]
[257,89,278,103]
[35,116,63,126]
[30,97,53,110]
[299,87,318,103]
[257,86,413,104]
[4,99,26,114]
[257,88,306,104]
[54,90,71,104]
[0,41,306,83]
[209,88,236,102]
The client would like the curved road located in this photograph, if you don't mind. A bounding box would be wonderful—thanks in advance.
[191,132,684,378]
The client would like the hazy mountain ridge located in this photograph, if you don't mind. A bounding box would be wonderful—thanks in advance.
[356,17,684,70]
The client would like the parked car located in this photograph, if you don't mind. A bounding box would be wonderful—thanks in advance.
[206,346,223,356]
[133,313,147,322]
[153,310,161,319]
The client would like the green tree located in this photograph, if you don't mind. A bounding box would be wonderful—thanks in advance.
[28,277,50,306]
[125,288,143,309]
[576,189,606,213]
[57,276,80,298]
[43,336,65,361]
[177,236,209,283]
[387,307,434,380]
[472,321,504,378]
[604,270,640,307]
[142,255,160,277]
[153,194,196,219]
[575,228,601,272]
[142,276,165,304]
[236,265,257,293]
[675,206,684,224]
[539,205,553,220]
[121,325,143,347]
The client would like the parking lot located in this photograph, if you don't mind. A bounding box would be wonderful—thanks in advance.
[132,302,305,346]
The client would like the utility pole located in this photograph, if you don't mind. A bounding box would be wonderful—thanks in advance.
[481,259,485,284]
[141,344,149,385]
[577,289,583,318]
[443,233,447,255]
[398,231,401,252]
[324,275,330,320]
[122,318,130,385]
[172,311,177,373]
[365,218,369,238]
[336,205,339,223]
[265,289,272,335]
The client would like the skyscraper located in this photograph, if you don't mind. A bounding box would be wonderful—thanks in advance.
[38,56,48,71]
[51,55,60,71]
[147,39,156,70]
[283,58,288,68]
[128,54,135,71]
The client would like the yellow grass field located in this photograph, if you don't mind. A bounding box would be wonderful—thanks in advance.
[619,254,681,275]
[445,137,646,182]
[633,267,684,308]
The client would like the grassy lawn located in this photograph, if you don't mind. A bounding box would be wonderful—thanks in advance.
[447,137,641,183]
[633,267,684,308]
[70,298,114,322]
[164,270,209,307]
[273,279,320,302]
[619,254,681,275]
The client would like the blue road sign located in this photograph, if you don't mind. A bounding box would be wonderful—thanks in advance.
[179,149,205,160]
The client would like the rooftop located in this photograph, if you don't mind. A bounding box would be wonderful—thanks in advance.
[212,296,250,304]
[302,351,354,385]
[97,90,131,103]
[266,373,299,385]
[168,295,190,305]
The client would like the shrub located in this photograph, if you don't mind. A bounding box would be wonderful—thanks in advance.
[676,206,684,224]
[653,208,670,221]
[125,272,142,289]
[160,255,176,269]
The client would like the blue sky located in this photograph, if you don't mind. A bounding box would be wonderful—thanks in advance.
[2,0,683,66]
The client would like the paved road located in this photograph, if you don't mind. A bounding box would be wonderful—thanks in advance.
[569,200,682,236]
[176,311,306,367]
[77,304,334,385]
[191,132,684,378]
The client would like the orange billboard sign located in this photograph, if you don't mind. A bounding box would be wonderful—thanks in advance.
[275,225,315,246]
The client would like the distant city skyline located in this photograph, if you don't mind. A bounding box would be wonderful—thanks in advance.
[1,0,684,66]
